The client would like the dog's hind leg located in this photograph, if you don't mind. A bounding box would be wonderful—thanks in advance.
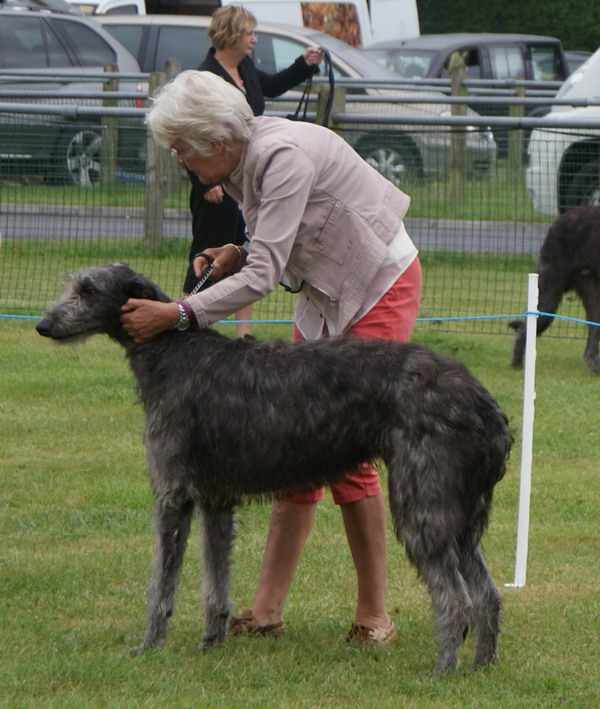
[388,470,471,675]
[458,542,501,668]
[197,501,235,648]
[576,276,600,374]
[132,492,194,654]
[584,323,600,375]
[387,447,471,674]
[416,556,472,675]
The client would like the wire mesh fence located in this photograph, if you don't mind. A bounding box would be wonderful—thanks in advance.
[1,102,599,341]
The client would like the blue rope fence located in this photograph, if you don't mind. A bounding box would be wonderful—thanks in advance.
[3,311,600,327]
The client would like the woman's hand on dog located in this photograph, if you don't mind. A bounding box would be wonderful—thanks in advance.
[121,300,179,343]
[120,246,245,342]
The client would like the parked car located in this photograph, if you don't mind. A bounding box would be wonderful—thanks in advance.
[364,33,570,157]
[363,33,569,82]
[96,15,497,183]
[526,46,600,216]
[0,7,144,185]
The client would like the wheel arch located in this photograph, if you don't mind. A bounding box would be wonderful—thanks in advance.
[558,138,600,212]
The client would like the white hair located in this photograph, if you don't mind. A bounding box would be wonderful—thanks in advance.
[146,71,253,156]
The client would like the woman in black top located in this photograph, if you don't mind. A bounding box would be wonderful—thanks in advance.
[184,5,322,336]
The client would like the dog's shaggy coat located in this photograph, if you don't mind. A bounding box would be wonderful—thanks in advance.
[36,264,512,674]
[511,206,600,374]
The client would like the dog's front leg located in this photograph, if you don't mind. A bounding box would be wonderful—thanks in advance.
[197,501,235,648]
[131,492,194,654]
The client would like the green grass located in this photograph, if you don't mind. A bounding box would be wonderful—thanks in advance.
[1,316,599,708]
[0,159,550,223]
[405,163,548,223]
[0,178,187,211]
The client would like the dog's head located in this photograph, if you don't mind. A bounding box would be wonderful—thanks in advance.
[36,264,170,344]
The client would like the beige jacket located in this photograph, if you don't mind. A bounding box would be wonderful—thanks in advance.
[186,116,412,332]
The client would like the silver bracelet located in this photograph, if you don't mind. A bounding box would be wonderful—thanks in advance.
[175,302,190,331]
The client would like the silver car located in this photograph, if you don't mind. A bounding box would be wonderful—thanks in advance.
[97,15,497,184]
[0,8,143,185]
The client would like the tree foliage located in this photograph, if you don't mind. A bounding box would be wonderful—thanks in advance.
[416,0,600,51]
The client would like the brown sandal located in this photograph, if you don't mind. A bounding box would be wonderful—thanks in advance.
[347,621,397,647]
[229,609,285,636]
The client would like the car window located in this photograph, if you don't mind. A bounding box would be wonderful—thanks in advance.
[58,20,118,67]
[367,48,435,78]
[101,24,145,64]
[253,33,303,75]
[0,16,72,69]
[393,51,432,78]
[441,48,481,79]
[488,45,525,79]
[529,45,563,80]
[105,4,140,13]
[155,27,210,72]
[254,31,346,82]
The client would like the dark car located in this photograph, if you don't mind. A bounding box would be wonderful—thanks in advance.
[365,33,569,157]
[364,33,569,82]
[0,7,143,185]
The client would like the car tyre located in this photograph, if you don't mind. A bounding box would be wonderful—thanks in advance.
[48,128,102,186]
[356,135,423,185]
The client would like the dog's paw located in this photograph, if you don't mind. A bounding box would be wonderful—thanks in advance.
[583,352,600,375]
[129,643,160,657]
[196,633,226,650]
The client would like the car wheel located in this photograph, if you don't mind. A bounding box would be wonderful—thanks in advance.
[564,159,600,211]
[49,128,102,186]
[356,136,423,185]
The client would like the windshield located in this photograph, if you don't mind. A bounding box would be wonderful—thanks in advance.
[364,48,437,78]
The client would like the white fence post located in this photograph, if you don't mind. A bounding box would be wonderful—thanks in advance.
[507,273,539,588]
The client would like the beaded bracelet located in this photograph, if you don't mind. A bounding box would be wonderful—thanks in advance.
[225,243,244,270]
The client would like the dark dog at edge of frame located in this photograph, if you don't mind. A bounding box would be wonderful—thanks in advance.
[36,263,513,675]
[510,205,600,374]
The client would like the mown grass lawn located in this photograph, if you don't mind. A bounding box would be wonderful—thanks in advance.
[1,314,598,708]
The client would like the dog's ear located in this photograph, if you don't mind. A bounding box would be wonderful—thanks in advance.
[126,274,162,301]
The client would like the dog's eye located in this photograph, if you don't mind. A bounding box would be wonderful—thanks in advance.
[80,282,99,297]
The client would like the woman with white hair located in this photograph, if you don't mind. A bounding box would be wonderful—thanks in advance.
[122,69,421,647]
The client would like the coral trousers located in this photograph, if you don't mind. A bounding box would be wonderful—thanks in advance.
[281,256,422,505]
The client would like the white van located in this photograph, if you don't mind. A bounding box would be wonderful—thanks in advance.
[211,0,419,47]
[113,1,417,45]
[526,48,600,215]
[67,0,145,14]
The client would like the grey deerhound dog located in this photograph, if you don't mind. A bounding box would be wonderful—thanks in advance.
[511,206,600,374]
[36,264,512,675]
